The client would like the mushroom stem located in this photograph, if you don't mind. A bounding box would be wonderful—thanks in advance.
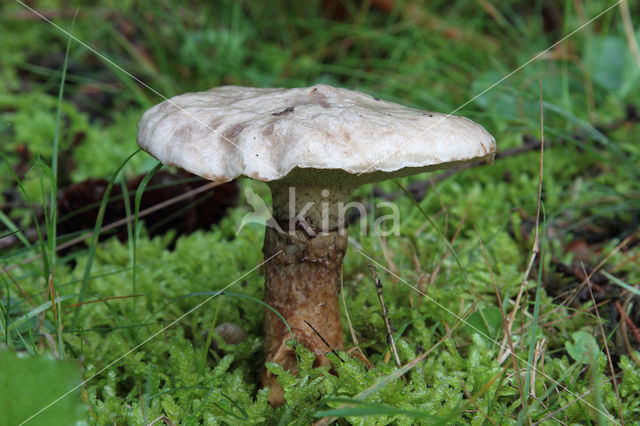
[261,183,353,406]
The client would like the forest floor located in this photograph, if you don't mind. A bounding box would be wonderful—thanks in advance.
[1,1,640,424]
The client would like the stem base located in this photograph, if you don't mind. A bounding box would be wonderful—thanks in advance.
[261,225,347,406]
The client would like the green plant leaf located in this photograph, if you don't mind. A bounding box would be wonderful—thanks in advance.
[565,331,600,365]
[465,306,503,344]
[601,270,640,296]
[585,36,627,92]
[0,349,87,425]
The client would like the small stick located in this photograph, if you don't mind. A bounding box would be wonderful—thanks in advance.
[619,0,640,69]
[1,265,35,306]
[304,320,344,362]
[368,264,401,368]
[557,230,637,310]
[530,338,547,398]
[340,268,359,347]
[616,300,640,367]
[48,272,57,323]
[616,300,640,345]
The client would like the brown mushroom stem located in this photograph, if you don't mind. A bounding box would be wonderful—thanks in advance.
[260,183,353,406]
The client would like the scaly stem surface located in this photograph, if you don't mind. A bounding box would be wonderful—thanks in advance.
[260,183,352,406]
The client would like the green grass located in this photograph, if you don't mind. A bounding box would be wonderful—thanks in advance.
[1,0,640,424]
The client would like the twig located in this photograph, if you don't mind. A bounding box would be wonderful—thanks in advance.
[557,230,638,310]
[41,331,58,357]
[48,272,57,323]
[66,293,143,309]
[376,234,399,284]
[1,265,36,306]
[616,299,640,367]
[584,263,624,424]
[615,300,640,345]
[530,338,547,398]
[340,268,359,347]
[406,240,428,308]
[304,320,344,362]
[368,264,401,368]
[619,0,640,69]
[339,269,374,368]
[518,74,546,422]
[497,99,546,373]
[4,181,222,272]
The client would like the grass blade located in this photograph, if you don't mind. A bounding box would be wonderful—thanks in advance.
[48,11,76,274]
[0,211,30,248]
[132,162,162,313]
[7,294,77,333]
[601,270,640,296]
[70,150,141,331]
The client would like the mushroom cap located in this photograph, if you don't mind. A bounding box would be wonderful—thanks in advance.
[137,84,496,186]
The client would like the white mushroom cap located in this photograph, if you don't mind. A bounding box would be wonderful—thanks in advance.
[137,84,496,185]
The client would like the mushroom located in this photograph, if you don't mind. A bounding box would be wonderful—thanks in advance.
[137,84,496,406]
